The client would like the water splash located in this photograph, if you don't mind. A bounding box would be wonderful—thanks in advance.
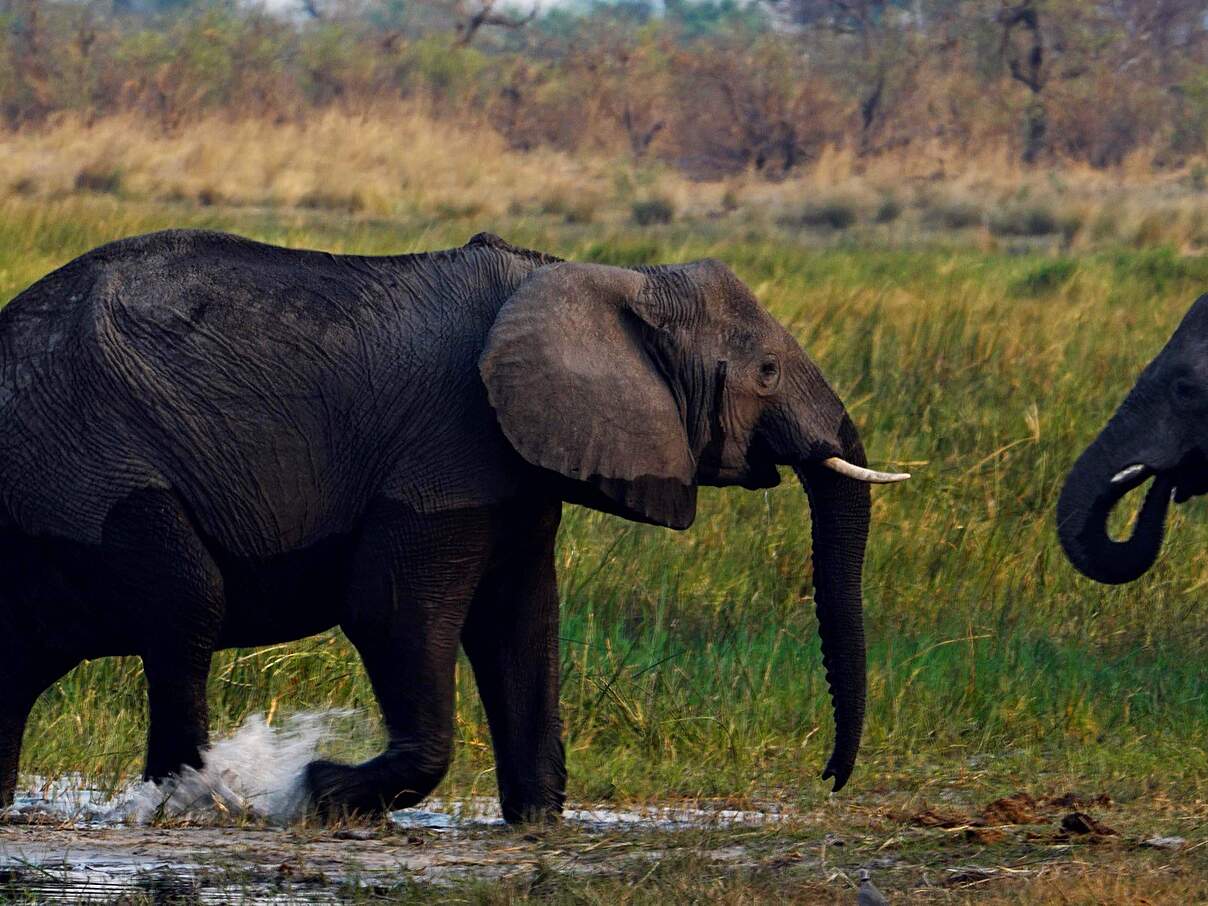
[11,710,356,826]
[119,710,354,824]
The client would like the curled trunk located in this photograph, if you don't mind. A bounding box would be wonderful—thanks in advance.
[1057,439,1172,585]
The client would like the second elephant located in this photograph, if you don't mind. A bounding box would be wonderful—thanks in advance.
[1059,293,1208,584]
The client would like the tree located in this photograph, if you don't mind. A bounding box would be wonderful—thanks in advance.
[997,0,1046,163]
[760,0,925,155]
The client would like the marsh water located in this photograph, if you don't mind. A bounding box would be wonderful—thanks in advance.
[0,713,789,902]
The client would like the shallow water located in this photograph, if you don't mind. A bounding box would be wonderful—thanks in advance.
[392,798,787,831]
[0,712,789,901]
[11,711,351,826]
[9,711,781,831]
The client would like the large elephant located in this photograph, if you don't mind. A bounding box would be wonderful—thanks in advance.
[0,230,906,822]
[1059,293,1208,584]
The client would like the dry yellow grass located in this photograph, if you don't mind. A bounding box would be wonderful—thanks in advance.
[0,108,621,220]
[2,109,1206,251]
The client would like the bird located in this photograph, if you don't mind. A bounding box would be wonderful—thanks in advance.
[857,868,889,906]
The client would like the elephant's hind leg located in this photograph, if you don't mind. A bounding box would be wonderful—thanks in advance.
[0,536,84,807]
[99,490,224,783]
[306,501,494,819]
[0,695,36,809]
[0,649,80,808]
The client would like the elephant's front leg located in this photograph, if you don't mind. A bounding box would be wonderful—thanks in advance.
[462,499,566,824]
[305,500,495,819]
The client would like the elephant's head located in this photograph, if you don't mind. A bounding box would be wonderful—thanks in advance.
[480,260,907,791]
[1059,293,1208,584]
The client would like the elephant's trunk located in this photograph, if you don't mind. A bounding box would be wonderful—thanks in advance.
[795,418,870,792]
[1057,423,1173,585]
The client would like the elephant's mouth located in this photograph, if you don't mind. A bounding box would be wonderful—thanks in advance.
[741,454,783,490]
[710,457,781,490]
[1112,449,1208,506]
[696,434,783,489]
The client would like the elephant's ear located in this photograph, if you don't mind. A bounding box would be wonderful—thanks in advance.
[480,262,698,529]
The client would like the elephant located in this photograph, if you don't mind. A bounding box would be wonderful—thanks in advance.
[0,229,908,822]
[1059,293,1208,584]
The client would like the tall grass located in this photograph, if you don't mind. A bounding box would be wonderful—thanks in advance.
[1,196,1206,808]
[3,115,1208,252]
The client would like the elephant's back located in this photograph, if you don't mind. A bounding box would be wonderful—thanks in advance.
[0,229,540,557]
[0,248,155,544]
[0,230,416,555]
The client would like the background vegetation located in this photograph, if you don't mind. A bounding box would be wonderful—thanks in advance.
[1,1,1206,900]
[2,0,1207,176]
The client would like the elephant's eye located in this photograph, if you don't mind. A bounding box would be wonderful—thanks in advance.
[1173,377,1201,405]
[757,357,780,390]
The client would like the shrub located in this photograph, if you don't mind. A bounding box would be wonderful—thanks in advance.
[1131,210,1180,248]
[1188,163,1207,193]
[196,186,225,207]
[793,198,858,230]
[8,176,37,197]
[298,189,367,213]
[541,191,598,224]
[1009,259,1078,297]
[631,197,675,226]
[989,203,1060,237]
[1113,246,1208,291]
[874,195,902,224]
[921,198,983,230]
[1058,212,1084,245]
[74,164,123,195]
[1189,208,1208,249]
[433,200,485,220]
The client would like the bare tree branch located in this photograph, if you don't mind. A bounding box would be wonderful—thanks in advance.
[454,0,538,47]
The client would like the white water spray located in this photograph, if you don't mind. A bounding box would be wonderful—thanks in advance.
[118,710,355,824]
[11,710,357,826]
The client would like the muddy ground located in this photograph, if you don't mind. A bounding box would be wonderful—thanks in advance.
[0,792,1204,903]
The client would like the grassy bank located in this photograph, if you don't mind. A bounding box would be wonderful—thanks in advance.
[2,195,1204,811]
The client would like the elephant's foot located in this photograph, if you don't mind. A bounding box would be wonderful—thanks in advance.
[304,755,444,821]
[0,750,17,813]
[500,796,564,826]
[143,740,206,786]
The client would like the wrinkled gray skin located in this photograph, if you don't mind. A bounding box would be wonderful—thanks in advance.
[1059,293,1208,584]
[0,230,878,821]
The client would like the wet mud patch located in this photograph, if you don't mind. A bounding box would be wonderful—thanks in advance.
[0,807,812,903]
[0,715,815,901]
[1,734,1205,906]
[0,791,1204,903]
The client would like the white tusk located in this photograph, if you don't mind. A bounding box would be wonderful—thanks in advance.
[1110,464,1150,485]
[821,457,911,484]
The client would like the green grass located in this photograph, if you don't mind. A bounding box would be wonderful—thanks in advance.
[1,195,1206,819]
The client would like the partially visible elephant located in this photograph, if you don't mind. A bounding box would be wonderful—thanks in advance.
[1059,293,1208,584]
[0,230,907,822]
